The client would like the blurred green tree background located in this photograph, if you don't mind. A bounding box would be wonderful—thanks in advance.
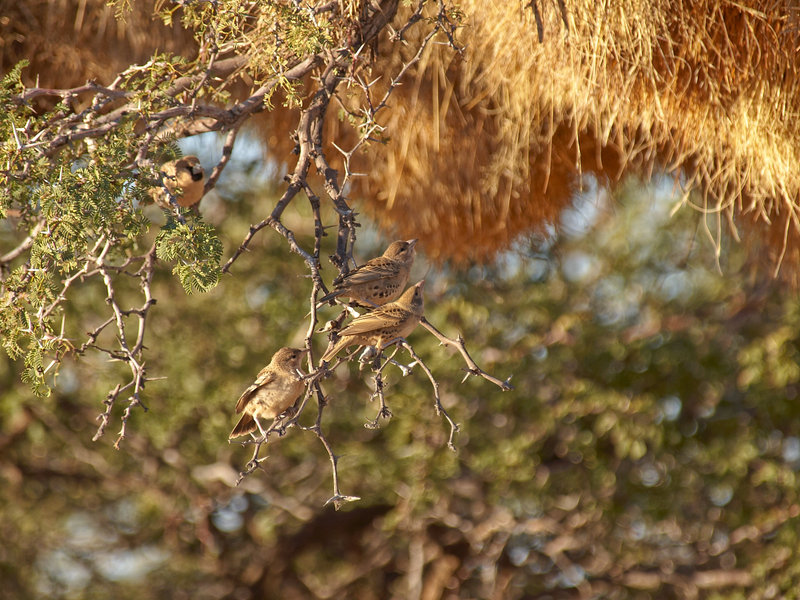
[2,133,799,599]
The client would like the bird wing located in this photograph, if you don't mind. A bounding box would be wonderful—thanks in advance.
[234,368,277,413]
[339,307,407,336]
[317,260,400,304]
[341,259,398,286]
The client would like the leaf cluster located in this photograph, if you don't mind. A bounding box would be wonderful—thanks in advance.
[156,217,223,293]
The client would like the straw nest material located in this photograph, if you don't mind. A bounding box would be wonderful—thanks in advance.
[345,0,800,270]
[0,0,193,83]
[3,0,800,272]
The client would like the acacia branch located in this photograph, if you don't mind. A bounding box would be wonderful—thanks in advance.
[399,341,459,451]
[420,317,514,391]
[365,366,393,429]
[83,241,158,447]
[334,18,442,188]
[13,52,320,166]
[233,413,297,484]
[230,2,492,502]
[303,385,361,510]
[0,221,45,267]
[204,126,240,194]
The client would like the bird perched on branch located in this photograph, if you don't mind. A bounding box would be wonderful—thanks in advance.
[321,280,425,362]
[318,239,418,308]
[229,347,307,439]
[148,155,205,208]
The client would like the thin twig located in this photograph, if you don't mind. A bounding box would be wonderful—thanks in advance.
[365,367,392,429]
[302,389,361,509]
[420,317,514,391]
[0,220,45,265]
[399,341,459,451]
[204,126,240,194]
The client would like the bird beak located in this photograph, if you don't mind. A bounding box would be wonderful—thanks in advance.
[406,238,418,248]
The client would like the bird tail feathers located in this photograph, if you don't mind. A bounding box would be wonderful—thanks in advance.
[316,289,343,306]
[229,414,256,439]
[321,336,353,362]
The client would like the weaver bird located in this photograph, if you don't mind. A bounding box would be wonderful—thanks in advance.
[149,155,205,208]
[318,239,418,308]
[321,280,425,362]
[229,347,307,439]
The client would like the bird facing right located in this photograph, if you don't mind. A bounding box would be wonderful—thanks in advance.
[229,347,307,440]
[321,280,425,362]
[149,155,206,208]
[317,239,418,308]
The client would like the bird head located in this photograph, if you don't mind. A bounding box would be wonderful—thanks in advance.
[384,238,418,264]
[173,155,205,183]
[272,347,308,369]
[156,155,206,207]
[401,280,425,314]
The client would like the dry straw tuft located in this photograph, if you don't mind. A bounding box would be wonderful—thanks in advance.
[4,0,800,272]
[343,1,800,269]
[0,0,192,84]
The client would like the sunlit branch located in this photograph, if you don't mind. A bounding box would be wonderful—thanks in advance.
[302,388,361,510]
[92,383,121,443]
[0,221,45,267]
[365,369,393,429]
[420,317,514,391]
[399,341,459,451]
[203,126,240,194]
[83,239,158,447]
[233,414,295,484]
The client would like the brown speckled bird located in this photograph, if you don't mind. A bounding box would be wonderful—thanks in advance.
[321,281,425,362]
[229,347,307,439]
[149,156,205,208]
[318,239,418,308]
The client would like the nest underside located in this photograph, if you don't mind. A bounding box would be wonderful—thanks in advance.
[4,0,799,274]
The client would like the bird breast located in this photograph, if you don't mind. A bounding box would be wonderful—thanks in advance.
[247,375,304,419]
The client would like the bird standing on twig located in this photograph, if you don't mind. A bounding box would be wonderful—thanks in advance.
[149,155,206,208]
[321,280,425,362]
[318,239,418,308]
[229,347,307,439]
